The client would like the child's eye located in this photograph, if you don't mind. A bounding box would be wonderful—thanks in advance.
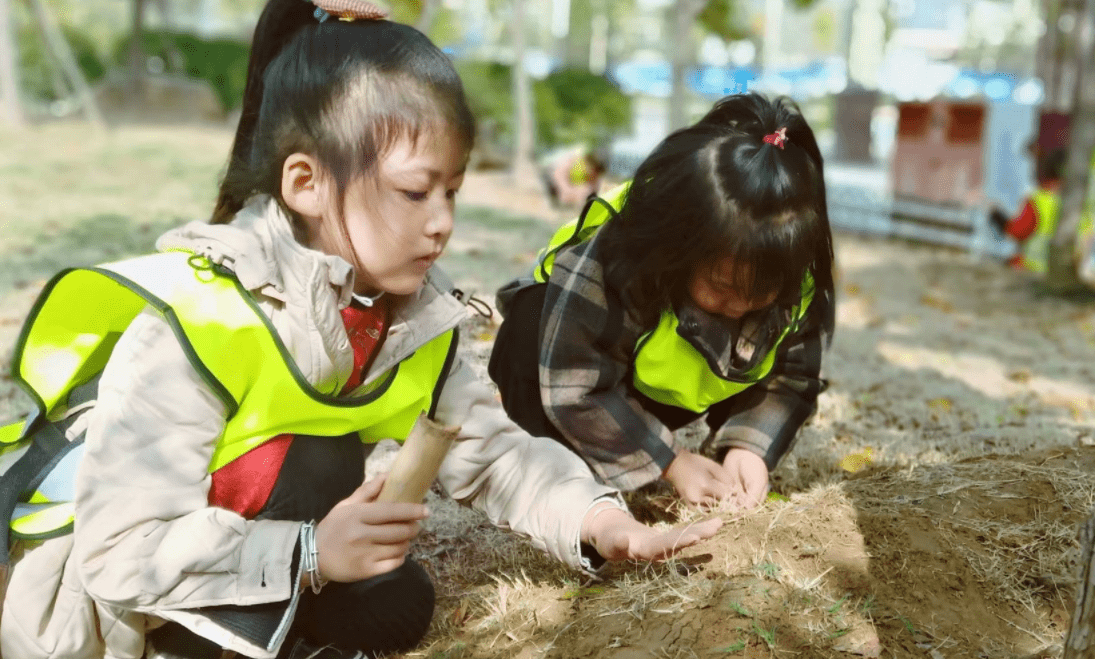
[402,190,429,202]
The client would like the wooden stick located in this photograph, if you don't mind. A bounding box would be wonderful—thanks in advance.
[376,413,460,504]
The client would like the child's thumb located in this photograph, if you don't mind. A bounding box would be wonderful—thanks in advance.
[343,476,387,505]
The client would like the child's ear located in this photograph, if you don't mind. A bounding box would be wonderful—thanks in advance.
[281,153,328,220]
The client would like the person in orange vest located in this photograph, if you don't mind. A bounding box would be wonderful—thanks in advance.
[991,148,1067,273]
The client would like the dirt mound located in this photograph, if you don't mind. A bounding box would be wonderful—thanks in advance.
[410,446,1095,659]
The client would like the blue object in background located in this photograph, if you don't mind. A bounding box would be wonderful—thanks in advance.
[982,99,1036,216]
[689,65,758,97]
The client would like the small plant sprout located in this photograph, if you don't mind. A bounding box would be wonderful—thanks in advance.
[755,560,781,580]
[727,600,753,617]
[751,621,776,649]
[827,593,851,614]
[714,639,747,653]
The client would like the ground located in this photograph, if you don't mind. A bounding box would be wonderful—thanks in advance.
[3,123,1095,658]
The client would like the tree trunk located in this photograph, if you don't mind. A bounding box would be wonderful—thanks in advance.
[0,0,24,126]
[1037,0,1062,109]
[130,0,147,84]
[415,0,439,34]
[562,0,592,69]
[667,0,705,132]
[1045,0,1095,290]
[511,0,537,185]
[1065,513,1095,656]
[28,0,105,128]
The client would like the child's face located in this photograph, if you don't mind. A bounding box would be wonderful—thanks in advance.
[335,132,467,296]
[688,257,778,320]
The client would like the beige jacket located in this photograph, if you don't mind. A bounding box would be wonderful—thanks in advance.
[1,196,623,659]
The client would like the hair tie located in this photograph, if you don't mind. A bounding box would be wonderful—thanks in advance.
[763,127,789,150]
[310,0,389,22]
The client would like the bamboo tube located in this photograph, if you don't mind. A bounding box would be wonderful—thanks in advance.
[376,413,461,504]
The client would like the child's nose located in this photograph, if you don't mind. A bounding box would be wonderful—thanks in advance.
[426,205,454,238]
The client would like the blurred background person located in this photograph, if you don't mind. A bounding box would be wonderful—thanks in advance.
[991,146,1093,275]
[540,143,609,208]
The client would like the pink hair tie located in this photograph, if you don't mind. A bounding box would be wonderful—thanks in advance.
[763,127,789,149]
[312,0,389,22]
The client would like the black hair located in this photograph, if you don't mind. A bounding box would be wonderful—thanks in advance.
[600,92,834,336]
[212,0,475,227]
[1037,148,1066,185]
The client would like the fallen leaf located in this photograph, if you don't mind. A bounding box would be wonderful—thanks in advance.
[840,447,874,473]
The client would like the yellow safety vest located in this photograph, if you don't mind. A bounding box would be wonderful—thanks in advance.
[3,251,457,541]
[1020,189,1061,274]
[1020,188,1095,274]
[534,183,814,414]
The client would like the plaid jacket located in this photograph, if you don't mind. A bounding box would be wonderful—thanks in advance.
[499,229,831,490]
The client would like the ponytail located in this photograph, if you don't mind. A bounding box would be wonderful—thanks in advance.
[213,0,315,224]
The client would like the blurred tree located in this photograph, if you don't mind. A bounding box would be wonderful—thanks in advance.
[0,0,23,125]
[666,0,817,131]
[1046,0,1095,290]
[20,0,105,126]
[415,0,439,32]
[696,0,746,42]
[112,30,249,110]
[667,0,706,131]
[130,0,147,82]
[560,0,593,69]
[20,20,107,100]
[511,0,537,183]
[536,68,629,147]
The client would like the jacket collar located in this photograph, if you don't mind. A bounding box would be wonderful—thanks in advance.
[156,195,357,309]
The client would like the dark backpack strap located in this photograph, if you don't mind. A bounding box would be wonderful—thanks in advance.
[0,414,68,629]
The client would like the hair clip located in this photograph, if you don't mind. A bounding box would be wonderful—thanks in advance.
[311,0,389,22]
[763,127,789,149]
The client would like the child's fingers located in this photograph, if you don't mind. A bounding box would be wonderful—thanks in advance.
[358,502,430,525]
[629,517,722,562]
[361,520,424,545]
[657,517,722,559]
[361,555,408,581]
[699,479,738,507]
[680,517,722,543]
[740,482,768,509]
[710,463,738,488]
[341,476,387,505]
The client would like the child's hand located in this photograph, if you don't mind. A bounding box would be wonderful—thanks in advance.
[581,504,722,562]
[313,476,429,584]
[662,450,738,507]
[721,448,769,510]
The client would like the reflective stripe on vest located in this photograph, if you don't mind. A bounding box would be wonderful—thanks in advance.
[534,182,631,283]
[8,251,458,539]
[533,183,814,414]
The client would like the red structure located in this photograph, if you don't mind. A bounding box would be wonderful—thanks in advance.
[891,99,986,207]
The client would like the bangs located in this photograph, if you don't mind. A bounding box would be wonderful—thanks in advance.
[320,73,475,190]
[705,205,822,308]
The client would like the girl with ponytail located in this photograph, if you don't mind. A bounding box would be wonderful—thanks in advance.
[489,93,835,511]
[0,1,719,658]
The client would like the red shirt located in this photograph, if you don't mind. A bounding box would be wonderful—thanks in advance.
[207,297,391,518]
[1005,181,1060,268]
